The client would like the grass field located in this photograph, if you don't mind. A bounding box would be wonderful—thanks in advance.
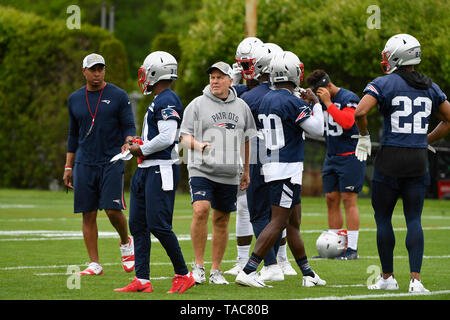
[0,188,449,303]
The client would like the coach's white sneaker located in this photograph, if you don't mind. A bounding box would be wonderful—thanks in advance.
[409,279,430,293]
[236,270,272,288]
[209,270,229,284]
[191,264,206,284]
[302,272,326,287]
[368,275,398,290]
[278,259,297,275]
[259,264,284,282]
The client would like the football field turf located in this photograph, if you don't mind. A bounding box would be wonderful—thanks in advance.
[0,188,449,301]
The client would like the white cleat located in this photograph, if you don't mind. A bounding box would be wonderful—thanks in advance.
[209,270,229,285]
[224,262,245,276]
[191,264,206,284]
[409,279,430,293]
[236,270,272,288]
[302,272,326,287]
[278,259,297,275]
[259,264,284,282]
[368,275,398,290]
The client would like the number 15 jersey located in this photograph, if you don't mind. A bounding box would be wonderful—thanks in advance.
[363,73,447,149]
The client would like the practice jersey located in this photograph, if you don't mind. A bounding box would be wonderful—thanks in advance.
[324,88,360,155]
[141,89,183,161]
[258,89,312,183]
[67,83,136,165]
[241,82,272,165]
[364,73,447,148]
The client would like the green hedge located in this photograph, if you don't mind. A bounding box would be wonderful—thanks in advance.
[0,6,130,189]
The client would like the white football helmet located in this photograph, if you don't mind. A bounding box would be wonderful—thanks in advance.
[235,37,263,80]
[270,51,305,87]
[316,230,347,258]
[380,33,421,74]
[252,43,283,79]
[138,51,178,95]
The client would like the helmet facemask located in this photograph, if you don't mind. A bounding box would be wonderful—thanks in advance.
[236,57,256,80]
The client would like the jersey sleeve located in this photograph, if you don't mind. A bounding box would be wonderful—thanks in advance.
[363,77,383,103]
[154,95,182,123]
[431,82,448,105]
[292,98,312,126]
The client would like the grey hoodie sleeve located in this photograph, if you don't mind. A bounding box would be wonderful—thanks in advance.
[180,99,198,136]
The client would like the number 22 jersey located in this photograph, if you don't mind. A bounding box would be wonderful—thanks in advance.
[364,73,447,149]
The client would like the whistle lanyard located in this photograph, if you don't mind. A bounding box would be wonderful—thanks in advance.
[85,83,106,138]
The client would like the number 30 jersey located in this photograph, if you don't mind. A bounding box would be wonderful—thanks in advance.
[257,89,312,183]
[364,73,447,149]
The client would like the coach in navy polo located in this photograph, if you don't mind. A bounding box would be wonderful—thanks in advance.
[63,53,136,276]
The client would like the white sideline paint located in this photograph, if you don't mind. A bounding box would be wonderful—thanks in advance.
[2,255,448,272]
[1,226,450,242]
[300,290,450,300]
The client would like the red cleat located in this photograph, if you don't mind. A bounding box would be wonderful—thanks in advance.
[167,272,196,294]
[114,277,153,293]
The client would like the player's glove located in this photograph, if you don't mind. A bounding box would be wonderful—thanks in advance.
[232,63,243,86]
[132,138,147,164]
[351,134,371,162]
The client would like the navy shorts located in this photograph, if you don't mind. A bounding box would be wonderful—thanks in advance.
[269,178,301,209]
[189,177,238,213]
[322,154,366,194]
[73,161,126,213]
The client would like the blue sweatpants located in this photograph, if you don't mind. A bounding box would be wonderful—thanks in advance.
[129,164,188,279]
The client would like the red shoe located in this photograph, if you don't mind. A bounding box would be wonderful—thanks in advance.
[167,272,196,294]
[120,236,135,272]
[114,277,153,293]
[78,262,103,275]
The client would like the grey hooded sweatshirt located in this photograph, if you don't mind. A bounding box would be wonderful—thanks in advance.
[180,85,256,185]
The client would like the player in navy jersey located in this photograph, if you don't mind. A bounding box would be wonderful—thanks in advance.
[114,51,195,294]
[354,34,450,293]
[306,70,365,260]
[236,51,326,287]
[63,53,136,276]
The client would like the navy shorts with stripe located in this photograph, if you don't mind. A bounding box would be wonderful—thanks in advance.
[269,178,301,209]
[73,161,126,213]
[189,177,238,213]
[322,154,366,194]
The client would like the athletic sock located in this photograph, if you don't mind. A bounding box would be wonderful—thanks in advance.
[296,256,314,277]
[243,252,262,275]
[277,243,288,261]
[237,245,251,263]
[347,230,359,250]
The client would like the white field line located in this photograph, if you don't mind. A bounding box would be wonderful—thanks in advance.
[1,226,450,242]
[299,289,450,300]
[2,255,449,273]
